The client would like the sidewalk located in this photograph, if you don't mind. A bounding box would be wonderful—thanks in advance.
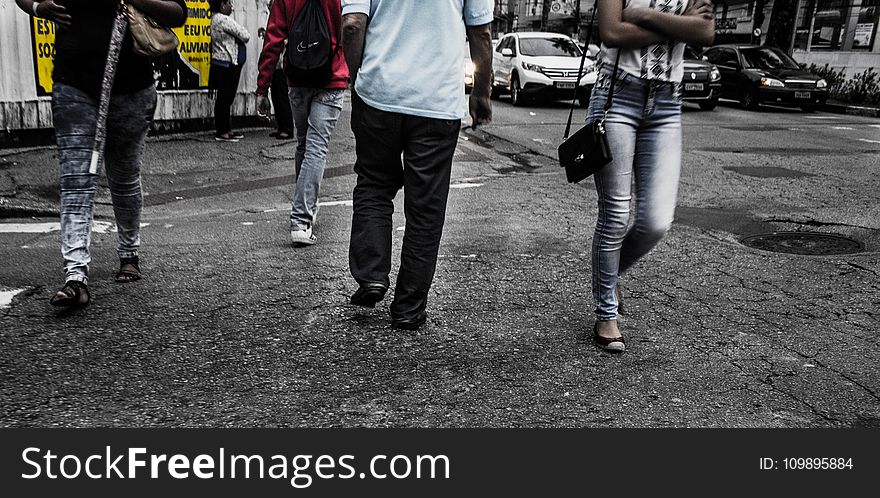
[821,102,880,118]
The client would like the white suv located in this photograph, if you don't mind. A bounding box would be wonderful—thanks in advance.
[492,32,598,107]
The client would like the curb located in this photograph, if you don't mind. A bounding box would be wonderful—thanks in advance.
[0,116,274,149]
[820,103,880,118]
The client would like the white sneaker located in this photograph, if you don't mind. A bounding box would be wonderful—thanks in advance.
[290,225,316,246]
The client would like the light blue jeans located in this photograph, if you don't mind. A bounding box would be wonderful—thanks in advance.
[52,83,157,284]
[288,87,344,230]
[586,69,682,320]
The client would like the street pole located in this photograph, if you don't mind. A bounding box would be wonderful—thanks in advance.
[508,0,518,33]
[541,0,551,31]
[574,0,582,39]
[788,0,803,55]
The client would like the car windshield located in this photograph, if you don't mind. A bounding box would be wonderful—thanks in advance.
[740,47,799,70]
[519,37,581,57]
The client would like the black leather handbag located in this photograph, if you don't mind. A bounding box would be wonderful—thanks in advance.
[557,10,620,184]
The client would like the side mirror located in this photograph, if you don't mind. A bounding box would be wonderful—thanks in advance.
[701,55,709,61]
[588,44,600,58]
[501,48,513,57]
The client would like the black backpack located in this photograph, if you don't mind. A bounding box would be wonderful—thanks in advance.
[286,0,335,87]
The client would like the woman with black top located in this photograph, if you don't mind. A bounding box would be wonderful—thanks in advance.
[15,0,187,309]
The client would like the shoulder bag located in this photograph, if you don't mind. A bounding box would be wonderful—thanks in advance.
[557,9,620,184]
[125,1,180,57]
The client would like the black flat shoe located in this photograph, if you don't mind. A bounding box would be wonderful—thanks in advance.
[593,322,625,353]
[350,283,388,308]
[392,311,427,331]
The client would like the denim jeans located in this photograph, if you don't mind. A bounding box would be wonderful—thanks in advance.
[586,69,682,320]
[348,92,461,320]
[288,87,344,230]
[52,83,157,284]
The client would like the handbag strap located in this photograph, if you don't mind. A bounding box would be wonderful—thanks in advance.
[563,8,620,139]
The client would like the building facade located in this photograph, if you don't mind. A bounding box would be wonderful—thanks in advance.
[494,0,879,77]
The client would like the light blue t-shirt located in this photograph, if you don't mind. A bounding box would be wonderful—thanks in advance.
[342,0,494,120]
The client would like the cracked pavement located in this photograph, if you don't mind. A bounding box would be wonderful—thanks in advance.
[0,94,878,427]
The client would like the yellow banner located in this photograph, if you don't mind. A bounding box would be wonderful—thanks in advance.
[32,17,56,95]
[30,0,214,93]
[172,0,213,88]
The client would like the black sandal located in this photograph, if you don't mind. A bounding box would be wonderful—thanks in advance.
[50,281,90,308]
[116,257,142,283]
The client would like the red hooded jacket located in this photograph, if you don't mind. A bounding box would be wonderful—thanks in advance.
[256,0,349,95]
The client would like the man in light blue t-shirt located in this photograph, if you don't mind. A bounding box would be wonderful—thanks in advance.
[341,0,494,330]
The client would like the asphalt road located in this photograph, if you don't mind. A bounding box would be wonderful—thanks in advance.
[1,93,878,427]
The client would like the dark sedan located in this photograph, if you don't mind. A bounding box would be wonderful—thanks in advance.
[682,47,722,110]
[703,44,828,111]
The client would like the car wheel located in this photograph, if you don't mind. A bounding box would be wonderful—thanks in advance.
[490,83,501,100]
[510,75,525,107]
[578,86,591,108]
[699,99,718,111]
[740,88,758,110]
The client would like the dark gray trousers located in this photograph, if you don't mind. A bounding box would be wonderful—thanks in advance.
[349,93,461,319]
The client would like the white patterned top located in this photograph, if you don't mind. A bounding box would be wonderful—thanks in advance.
[600,0,689,82]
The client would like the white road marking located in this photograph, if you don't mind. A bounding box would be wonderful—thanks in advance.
[0,288,27,309]
[805,116,840,120]
[450,183,484,189]
[0,221,149,234]
[318,200,353,207]
[858,138,880,144]
[832,126,854,130]
[869,124,880,128]
[241,222,254,226]
[396,226,405,231]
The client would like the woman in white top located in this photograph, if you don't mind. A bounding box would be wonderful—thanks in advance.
[209,0,250,141]
[586,0,714,352]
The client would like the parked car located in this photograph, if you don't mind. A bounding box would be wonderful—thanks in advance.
[491,32,598,107]
[703,44,828,111]
[682,47,721,110]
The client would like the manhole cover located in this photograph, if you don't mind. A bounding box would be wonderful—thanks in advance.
[741,232,863,255]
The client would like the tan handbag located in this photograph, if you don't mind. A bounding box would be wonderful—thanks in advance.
[125,1,179,57]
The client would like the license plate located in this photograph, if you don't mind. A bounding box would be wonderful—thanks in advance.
[795,91,811,99]
[556,82,576,89]
[684,83,704,91]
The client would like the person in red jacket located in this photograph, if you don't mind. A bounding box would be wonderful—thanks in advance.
[256,0,349,246]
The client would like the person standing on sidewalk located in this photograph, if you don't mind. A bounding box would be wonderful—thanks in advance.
[209,0,250,142]
[586,0,714,352]
[13,0,188,308]
[341,0,493,330]
[256,0,349,246]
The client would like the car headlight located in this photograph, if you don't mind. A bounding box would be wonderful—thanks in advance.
[816,79,827,88]
[522,61,544,73]
[709,68,721,82]
[761,77,784,87]
[464,60,475,77]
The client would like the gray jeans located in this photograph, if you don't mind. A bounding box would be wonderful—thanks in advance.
[52,83,157,284]
[288,87,344,230]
